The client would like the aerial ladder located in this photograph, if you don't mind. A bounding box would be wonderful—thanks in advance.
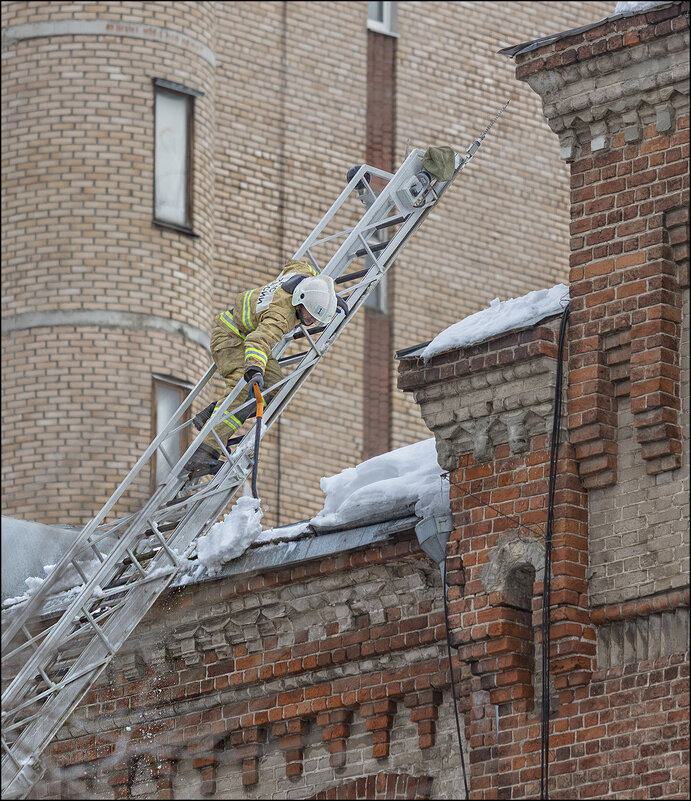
[1,105,507,799]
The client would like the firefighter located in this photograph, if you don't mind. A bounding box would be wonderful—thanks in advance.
[185,260,345,478]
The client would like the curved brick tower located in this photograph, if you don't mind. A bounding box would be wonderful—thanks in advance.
[1,2,216,523]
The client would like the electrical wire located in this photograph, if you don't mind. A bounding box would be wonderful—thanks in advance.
[440,304,569,799]
[540,304,570,800]
[443,555,470,800]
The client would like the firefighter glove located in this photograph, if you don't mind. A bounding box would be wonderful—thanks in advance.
[246,369,264,401]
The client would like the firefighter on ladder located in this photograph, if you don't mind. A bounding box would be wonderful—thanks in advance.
[185,260,345,478]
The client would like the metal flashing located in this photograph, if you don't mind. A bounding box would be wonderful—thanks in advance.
[498,2,674,58]
[182,515,419,586]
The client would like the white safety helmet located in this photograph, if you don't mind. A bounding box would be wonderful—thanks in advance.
[292,274,338,324]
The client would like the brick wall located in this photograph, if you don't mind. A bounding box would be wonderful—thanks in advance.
[23,534,470,799]
[2,0,613,529]
[511,0,690,607]
[398,313,689,798]
[390,0,612,449]
[394,4,690,798]
[1,0,217,522]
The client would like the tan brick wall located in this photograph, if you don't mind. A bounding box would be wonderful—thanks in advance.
[390,0,613,449]
[2,1,217,522]
[211,1,367,527]
[2,1,613,529]
[588,289,690,607]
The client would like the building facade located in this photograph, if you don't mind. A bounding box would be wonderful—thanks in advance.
[2,0,611,529]
[4,4,689,799]
[400,2,690,797]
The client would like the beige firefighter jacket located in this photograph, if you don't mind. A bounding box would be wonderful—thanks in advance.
[214,260,319,375]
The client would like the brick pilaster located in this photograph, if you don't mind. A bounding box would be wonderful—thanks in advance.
[360,699,397,759]
[272,718,311,778]
[317,708,353,768]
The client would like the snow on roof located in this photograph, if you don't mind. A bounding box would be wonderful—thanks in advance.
[3,438,450,602]
[182,437,449,580]
[420,283,568,363]
[614,1,666,12]
[499,1,671,58]
[1,517,81,603]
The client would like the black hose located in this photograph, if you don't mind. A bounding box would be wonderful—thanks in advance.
[251,418,261,499]
[540,304,570,800]
[443,555,470,799]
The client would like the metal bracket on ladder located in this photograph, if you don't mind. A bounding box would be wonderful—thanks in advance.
[0,103,508,799]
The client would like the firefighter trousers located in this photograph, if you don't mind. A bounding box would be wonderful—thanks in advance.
[203,343,283,454]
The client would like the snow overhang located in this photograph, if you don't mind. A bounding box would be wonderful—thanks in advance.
[176,514,419,587]
[397,284,569,363]
[3,438,451,617]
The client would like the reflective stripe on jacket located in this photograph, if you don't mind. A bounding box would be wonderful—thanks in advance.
[218,260,318,374]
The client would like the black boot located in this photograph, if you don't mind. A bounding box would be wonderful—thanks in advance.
[193,401,217,431]
[184,444,222,479]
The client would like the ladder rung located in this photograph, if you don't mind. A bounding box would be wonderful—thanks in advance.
[335,269,367,285]
[375,213,408,230]
[353,240,389,259]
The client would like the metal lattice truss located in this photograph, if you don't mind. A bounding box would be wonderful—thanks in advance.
[1,107,506,799]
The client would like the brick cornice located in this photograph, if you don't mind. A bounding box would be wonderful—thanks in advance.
[397,318,564,471]
[590,587,690,624]
[512,3,689,160]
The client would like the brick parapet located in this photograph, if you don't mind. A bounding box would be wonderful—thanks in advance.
[511,2,690,488]
[24,536,469,798]
[514,3,689,160]
[397,317,565,472]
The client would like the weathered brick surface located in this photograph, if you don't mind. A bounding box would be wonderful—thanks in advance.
[2,0,612,528]
[394,4,690,798]
[512,2,690,609]
[24,538,469,799]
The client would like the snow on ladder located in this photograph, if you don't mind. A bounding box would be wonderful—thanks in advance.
[1,104,507,799]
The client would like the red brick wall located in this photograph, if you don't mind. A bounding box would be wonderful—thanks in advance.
[514,2,690,490]
[28,535,465,799]
[394,5,690,798]
[363,29,396,460]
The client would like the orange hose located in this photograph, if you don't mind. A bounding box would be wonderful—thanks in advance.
[253,382,264,419]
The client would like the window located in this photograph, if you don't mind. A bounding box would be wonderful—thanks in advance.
[152,374,193,487]
[367,1,397,36]
[153,78,203,235]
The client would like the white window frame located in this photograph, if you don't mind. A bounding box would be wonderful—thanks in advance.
[367,1,398,37]
[151,373,193,489]
[152,78,203,237]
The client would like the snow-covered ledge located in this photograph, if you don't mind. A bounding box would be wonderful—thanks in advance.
[3,440,451,614]
[397,285,568,472]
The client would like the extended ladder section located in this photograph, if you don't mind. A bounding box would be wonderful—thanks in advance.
[1,106,506,799]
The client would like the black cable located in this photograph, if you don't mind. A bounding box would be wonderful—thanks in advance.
[443,555,470,800]
[540,304,570,800]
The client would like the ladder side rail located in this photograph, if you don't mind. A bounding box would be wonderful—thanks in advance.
[2,144,475,799]
[292,165,395,264]
[4,356,247,665]
[315,156,426,283]
[0,381,253,706]
[2,514,211,793]
[0,363,217,651]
